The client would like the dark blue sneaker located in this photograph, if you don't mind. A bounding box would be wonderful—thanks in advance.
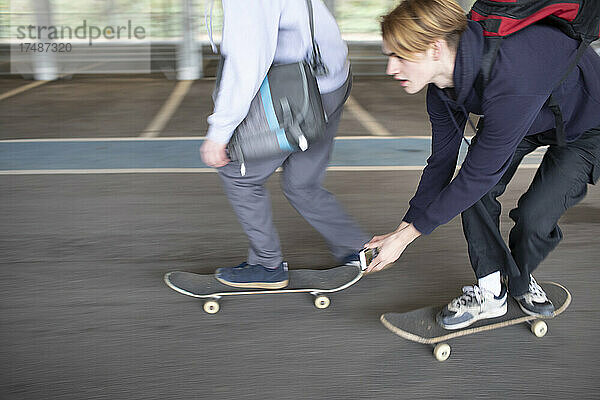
[215,262,289,289]
[514,275,555,317]
[341,252,361,267]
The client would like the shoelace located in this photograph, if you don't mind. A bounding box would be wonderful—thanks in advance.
[451,285,483,310]
[528,276,549,301]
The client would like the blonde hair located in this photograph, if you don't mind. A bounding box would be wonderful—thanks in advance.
[381,0,468,61]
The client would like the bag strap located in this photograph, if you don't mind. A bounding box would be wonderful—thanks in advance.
[305,0,328,76]
[543,40,589,146]
[473,36,503,101]
[205,0,218,54]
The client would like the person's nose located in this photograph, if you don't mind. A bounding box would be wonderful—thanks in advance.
[386,57,400,76]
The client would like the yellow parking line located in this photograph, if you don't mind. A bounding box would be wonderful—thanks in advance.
[0,62,108,102]
[345,95,393,136]
[141,80,194,138]
[0,80,50,101]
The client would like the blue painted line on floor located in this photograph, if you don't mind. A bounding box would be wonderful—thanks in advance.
[0,138,540,172]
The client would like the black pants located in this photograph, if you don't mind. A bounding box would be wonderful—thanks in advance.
[461,125,600,296]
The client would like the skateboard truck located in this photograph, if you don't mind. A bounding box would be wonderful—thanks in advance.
[201,292,330,314]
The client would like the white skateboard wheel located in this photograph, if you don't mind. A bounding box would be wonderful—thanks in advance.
[314,296,330,309]
[531,320,547,337]
[433,343,451,362]
[203,300,220,314]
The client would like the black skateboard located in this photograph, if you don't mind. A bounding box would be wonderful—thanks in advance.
[380,282,571,361]
[164,263,363,313]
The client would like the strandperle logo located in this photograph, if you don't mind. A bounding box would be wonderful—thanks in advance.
[15,20,146,45]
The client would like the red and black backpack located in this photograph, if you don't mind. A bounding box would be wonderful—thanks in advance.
[468,0,600,145]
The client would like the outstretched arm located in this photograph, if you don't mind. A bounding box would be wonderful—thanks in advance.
[363,222,421,273]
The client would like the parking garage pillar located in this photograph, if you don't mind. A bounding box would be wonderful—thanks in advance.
[177,0,201,80]
[32,0,58,80]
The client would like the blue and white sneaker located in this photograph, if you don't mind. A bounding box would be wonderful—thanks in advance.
[215,262,289,289]
[437,284,507,330]
[514,275,555,317]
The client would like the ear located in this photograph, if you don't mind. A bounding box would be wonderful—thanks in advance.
[431,39,445,61]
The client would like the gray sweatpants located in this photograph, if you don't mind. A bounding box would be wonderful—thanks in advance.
[217,74,369,269]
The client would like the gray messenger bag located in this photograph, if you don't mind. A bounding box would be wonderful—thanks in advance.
[209,0,329,175]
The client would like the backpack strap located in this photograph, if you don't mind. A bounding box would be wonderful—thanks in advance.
[472,36,502,139]
[475,36,589,147]
[473,36,503,102]
[543,40,589,147]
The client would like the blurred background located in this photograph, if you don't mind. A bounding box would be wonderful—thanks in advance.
[0,0,482,79]
[2,0,459,140]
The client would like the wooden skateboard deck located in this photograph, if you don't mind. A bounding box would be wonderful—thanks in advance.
[380,282,571,361]
[164,264,363,313]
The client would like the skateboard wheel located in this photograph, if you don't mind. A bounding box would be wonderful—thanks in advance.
[314,296,330,309]
[203,300,220,314]
[530,320,547,337]
[433,343,451,362]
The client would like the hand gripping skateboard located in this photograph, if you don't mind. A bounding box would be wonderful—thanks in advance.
[164,263,363,314]
[380,282,571,361]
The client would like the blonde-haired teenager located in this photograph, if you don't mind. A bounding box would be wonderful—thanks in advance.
[364,0,600,329]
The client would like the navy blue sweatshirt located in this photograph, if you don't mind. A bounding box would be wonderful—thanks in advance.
[403,20,600,235]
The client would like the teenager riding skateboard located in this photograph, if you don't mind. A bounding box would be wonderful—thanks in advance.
[380,281,571,361]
